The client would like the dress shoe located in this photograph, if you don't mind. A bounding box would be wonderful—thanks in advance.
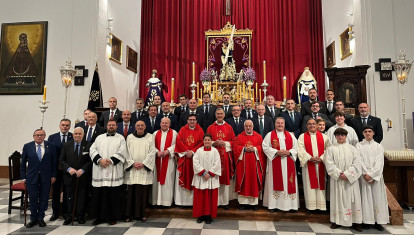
[197,217,204,223]
[78,218,86,224]
[63,218,72,225]
[125,218,132,222]
[222,205,229,210]
[50,214,59,221]
[205,216,212,224]
[26,220,37,228]
[362,223,370,229]
[352,223,363,232]
[330,223,340,229]
[270,209,276,213]
[38,220,46,227]
[108,220,116,225]
[92,219,103,226]
[374,223,384,231]
[239,205,246,210]
[252,205,259,211]
[141,217,147,222]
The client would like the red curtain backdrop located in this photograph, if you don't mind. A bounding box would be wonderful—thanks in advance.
[139,0,325,102]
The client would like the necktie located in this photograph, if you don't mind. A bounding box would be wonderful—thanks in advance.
[205,105,209,114]
[182,106,185,112]
[87,127,93,142]
[62,134,66,144]
[362,117,367,126]
[235,118,239,125]
[123,124,128,139]
[75,144,79,157]
[271,108,275,118]
[164,114,168,118]
[259,118,264,136]
[248,110,251,119]
[137,111,141,119]
[290,112,294,122]
[151,118,155,129]
[110,111,114,120]
[37,144,42,161]
[328,102,332,112]
[224,106,228,114]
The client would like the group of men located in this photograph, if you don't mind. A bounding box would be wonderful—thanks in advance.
[20,90,388,231]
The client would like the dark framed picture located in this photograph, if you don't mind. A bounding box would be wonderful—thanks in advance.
[126,46,138,73]
[109,33,122,64]
[0,21,48,95]
[340,28,352,60]
[326,41,335,68]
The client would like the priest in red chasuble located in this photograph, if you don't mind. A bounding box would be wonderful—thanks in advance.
[262,117,299,212]
[206,108,236,209]
[174,114,204,206]
[233,120,264,210]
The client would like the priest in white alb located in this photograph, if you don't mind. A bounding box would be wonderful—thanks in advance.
[298,118,331,213]
[151,117,177,207]
[324,128,363,232]
[356,125,389,231]
[326,112,358,146]
[262,117,299,212]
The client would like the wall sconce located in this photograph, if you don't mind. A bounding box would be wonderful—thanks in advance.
[107,18,114,46]
[348,24,355,41]
[59,58,77,118]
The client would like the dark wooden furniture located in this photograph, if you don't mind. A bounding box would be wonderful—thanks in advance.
[384,158,414,209]
[8,151,28,225]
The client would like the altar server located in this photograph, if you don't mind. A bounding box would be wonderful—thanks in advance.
[326,112,358,146]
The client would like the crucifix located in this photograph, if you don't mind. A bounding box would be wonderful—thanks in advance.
[225,0,231,16]
[374,58,393,81]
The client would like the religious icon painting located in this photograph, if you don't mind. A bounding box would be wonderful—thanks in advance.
[0,21,48,95]
[126,46,138,73]
[109,33,122,64]
[326,41,335,68]
[340,27,352,60]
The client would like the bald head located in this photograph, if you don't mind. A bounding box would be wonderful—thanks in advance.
[244,120,254,134]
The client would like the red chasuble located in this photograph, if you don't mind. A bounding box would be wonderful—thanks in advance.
[155,128,173,185]
[174,124,204,191]
[233,131,264,198]
[304,131,326,190]
[207,122,236,185]
[271,130,296,194]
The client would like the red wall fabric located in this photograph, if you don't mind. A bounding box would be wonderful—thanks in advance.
[139,0,325,102]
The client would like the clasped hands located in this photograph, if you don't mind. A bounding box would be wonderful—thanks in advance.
[213,139,225,147]
[276,150,290,157]
[245,146,255,152]
[68,168,84,177]
[133,162,144,170]
[339,172,348,181]
[185,151,193,158]
[99,158,112,168]
[203,173,211,181]
[309,156,322,163]
[157,150,170,158]
[363,173,374,184]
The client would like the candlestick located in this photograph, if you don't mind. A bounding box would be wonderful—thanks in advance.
[171,78,175,102]
[192,62,195,83]
[283,76,287,101]
[259,89,262,103]
[263,61,266,83]
[243,83,246,100]
[255,83,258,100]
[43,85,47,101]
[39,100,49,129]
[197,82,199,99]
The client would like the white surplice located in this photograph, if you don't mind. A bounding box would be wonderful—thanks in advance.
[151,129,177,206]
[356,139,389,225]
[326,124,359,146]
[262,130,299,211]
[324,143,362,227]
[192,147,221,189]
[298,132,331,210]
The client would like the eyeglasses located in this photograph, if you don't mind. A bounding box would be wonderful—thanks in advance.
[33,134,45,137]
[335,134,347,136]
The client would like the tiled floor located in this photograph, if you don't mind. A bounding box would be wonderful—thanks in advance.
[1,178,414,235]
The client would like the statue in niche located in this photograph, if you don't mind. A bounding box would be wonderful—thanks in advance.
[220,41,236,81]
[296,67,317,104]
[144,69,166,108]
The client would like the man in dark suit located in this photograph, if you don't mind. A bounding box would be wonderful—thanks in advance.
[153,95,162,113]
[226,105,246,137]
[75,109,91,128]
[131,98,148,124]
[196,93,217,132]
[302,101,333,133]
[221,93,233,119]
[350,103,383,143]
[83,112,105,143]
[253,104,274,138]
[21,129,57,228]
[241,99,258,120]
[157,102,179,131]
[179,98,204,129]
[116,110,136,139]
[99,97,123,127]
[300,88,327,116]
[47,119,73,221]
[60,127,92,225]
[328,100,353,125]
[264,95,281,120]
[324,89,336,116]
[280,99,302,138]
[173,94,189,121]
[142,105,161,134]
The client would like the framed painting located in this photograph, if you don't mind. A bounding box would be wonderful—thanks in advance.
[326,41,335,68]
[0,21,48,95]
[340,28,352,60]
[109,33,122,64]
[126,46,137,73]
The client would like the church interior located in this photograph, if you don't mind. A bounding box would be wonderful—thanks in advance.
[1,0,414,234]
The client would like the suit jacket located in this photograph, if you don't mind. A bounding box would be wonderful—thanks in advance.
[264,105,281,120]
[280,110,302,138]
[300,100,327,116]
[302,113,334,133]
[196,104,217,132]
[21,141,57,184]
[350,115,383,143]
[99,108,123,127]
[142,116,161,134]
[116,122,136,137]
[47,132,74,157]
[253,115,275,138]
[75,120,88,128]
[179,110,204,129]
[324,101,336,116]
[82,125,106,143]
[157,112,179,131]
[226,116,246,137]
[131,110,148,124]
[241,109,258,120]
[220,105,233,119]
[59,140,92,185]
[173,105,189,121]
[329,112,353,126]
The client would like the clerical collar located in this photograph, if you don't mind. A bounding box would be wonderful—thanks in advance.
[189,125,196,130]
[245,132,253,136]
[276,130,284,133]
[162,128,170,133]
[364,139,374,143]
[216,121,225,125]
[204,147,212,151]
[106,133,116,137]
[133,131,147,138]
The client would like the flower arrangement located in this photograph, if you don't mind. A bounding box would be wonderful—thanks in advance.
[200,68,213,82]
[243,67,256,81]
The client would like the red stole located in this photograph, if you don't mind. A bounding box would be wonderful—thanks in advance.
[304,131,325,190]
[155,129,173,185]
[271,130,296,194]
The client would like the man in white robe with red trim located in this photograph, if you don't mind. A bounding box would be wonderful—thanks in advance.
[233,120,264,210]
[206,108,236,209]
[263,117,299,212]
[174,114,204,206]
[298,118,331,213]
[151,117,177,206]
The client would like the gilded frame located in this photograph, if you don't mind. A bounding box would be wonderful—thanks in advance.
[326,41,336,68]
[126,46,138,73]
[340,28,352,60]
[109,33,122,64]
